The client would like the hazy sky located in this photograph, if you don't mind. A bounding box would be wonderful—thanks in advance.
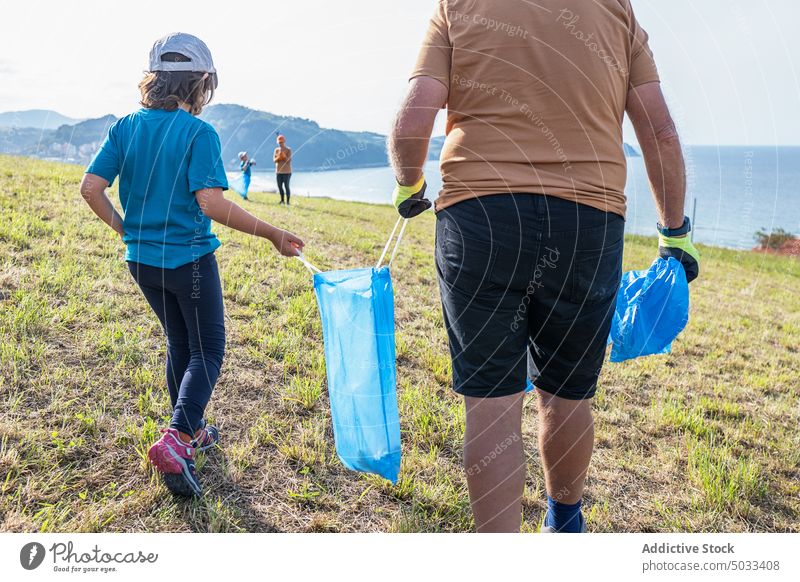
[1,0,798,144]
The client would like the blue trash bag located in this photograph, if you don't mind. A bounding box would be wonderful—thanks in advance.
[312,266,401,483]
[608,256,690,363]
[229,172,251,199]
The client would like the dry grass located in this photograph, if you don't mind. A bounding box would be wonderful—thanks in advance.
[1,155,798,532]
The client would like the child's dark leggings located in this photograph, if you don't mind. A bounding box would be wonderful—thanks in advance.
[128,252,226,436]
[277,173,291,203]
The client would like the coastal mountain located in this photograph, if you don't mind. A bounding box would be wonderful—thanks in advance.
[0,105,642,168]
[199,104,389,171]
[49,115,117,161]
[0,105,391,170]
[0,114,115,162]
[0,127,46,155]
[0,109,82,130]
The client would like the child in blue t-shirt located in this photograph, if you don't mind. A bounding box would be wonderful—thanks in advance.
[230,151,254,200]
[80,33,304,497]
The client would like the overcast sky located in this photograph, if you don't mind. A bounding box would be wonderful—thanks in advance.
[1,0,798,144]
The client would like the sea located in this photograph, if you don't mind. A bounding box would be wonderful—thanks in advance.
[238,146,800,250]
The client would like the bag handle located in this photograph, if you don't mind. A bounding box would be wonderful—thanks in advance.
[297,217,409,275]
[296,250,321,275]
[376,217,408,270]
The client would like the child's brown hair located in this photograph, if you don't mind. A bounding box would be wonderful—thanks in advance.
[139,52,217,115]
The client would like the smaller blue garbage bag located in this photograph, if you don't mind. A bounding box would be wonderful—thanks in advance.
[608,257,689,363]
[229,172,251,199]
[313,266,401,483]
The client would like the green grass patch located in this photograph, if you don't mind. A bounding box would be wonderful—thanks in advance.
[0,155,798,532]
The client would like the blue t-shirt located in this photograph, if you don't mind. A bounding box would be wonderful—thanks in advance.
[240,159,252,177]
[86,108,228,268]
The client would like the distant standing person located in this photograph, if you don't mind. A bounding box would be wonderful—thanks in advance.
[273,134,292,204]
[230,151,255,200]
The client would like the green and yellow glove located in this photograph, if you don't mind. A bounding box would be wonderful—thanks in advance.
[658,233,701,283]
[392,175,432,219]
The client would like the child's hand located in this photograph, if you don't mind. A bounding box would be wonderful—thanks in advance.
[270,228,304,257]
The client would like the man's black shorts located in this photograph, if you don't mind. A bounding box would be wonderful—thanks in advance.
[435,193,624,400]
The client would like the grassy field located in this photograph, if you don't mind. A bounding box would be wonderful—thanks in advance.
[1,154,798,533]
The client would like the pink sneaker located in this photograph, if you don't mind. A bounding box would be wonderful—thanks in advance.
[147,428,202,496]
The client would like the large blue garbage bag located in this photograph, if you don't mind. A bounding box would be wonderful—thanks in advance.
[313,266,401,483]
[608,257,690,363]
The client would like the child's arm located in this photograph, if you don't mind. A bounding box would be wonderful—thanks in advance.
[195,187,304,256]
[80,173,125,238]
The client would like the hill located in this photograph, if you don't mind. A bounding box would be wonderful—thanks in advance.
[47,115,117,162]
[1,154,798,533]
[0,106,643,170]
[0,105,392,171]
[0,114,115,163]
[0,127,47,155]
[0,109,82,130]
[200,104,389,171]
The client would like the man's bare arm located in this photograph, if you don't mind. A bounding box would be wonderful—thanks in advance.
[389,76,448,186]
[626,82,686,229]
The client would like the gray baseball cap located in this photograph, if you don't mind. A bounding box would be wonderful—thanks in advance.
[148,33,216,75]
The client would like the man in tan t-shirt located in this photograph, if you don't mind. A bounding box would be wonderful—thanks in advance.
[273,134,293,204]
[389,0,700,533]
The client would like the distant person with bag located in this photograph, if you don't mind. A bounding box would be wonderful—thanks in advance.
[230,151,255,200]
[80,33,304,497]
[273,134,292,204]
